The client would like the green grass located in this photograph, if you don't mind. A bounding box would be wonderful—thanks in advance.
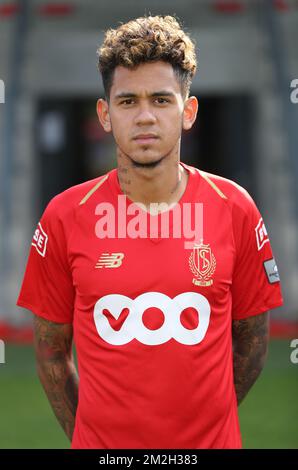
[0,340,297,448]
[0,345,69,448]
[238,339,298,449]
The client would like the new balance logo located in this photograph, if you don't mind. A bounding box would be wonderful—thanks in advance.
[95,253,124,269]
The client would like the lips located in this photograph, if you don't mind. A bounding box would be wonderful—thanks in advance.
[133,134,159,144]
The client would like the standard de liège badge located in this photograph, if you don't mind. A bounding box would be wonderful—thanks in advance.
[189,241,216,287]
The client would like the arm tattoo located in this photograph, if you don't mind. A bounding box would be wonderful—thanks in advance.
[34,316,79,441]
[232,312,269,405]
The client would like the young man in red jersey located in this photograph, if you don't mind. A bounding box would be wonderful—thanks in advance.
[17,16,283,448]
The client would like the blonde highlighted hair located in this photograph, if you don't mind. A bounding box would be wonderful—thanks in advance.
[97,15,197,99]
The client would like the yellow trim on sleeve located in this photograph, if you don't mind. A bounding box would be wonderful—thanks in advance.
[200,171,227,199]
[79,174,109,205]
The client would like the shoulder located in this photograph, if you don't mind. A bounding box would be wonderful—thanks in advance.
[43,172,111,220]
[195,170,265,252]
[197,169,258,218]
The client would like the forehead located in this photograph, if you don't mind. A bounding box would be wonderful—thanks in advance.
[110,61,181,96]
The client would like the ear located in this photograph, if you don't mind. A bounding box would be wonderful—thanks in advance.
[182,96,198,131]
[96,98,112,133]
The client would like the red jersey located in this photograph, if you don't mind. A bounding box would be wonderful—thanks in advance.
[17,162,283,449]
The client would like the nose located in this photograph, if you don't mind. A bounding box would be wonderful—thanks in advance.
[134,103,157,126]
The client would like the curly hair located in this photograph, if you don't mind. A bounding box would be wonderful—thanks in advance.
[97,15,197,99]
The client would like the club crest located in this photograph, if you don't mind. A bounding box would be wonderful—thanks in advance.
[189,241,216,287]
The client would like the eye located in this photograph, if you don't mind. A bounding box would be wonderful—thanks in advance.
[155,97,169,104]
[120,99,135,105]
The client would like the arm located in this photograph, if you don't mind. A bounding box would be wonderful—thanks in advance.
[232,311,269,406]
[33,315,79,441]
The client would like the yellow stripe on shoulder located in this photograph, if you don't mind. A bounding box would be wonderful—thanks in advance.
[199,171,228,199]
[79,174,109,205]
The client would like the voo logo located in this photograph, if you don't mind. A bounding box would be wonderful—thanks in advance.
[94,292,211,346]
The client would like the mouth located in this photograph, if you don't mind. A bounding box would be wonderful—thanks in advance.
[133,134,159,145]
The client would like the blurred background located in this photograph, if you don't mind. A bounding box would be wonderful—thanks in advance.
[0,0,297,448]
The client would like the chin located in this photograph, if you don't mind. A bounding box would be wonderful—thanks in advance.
[131,155,164,169]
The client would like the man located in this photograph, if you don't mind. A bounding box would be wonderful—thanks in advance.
[17,15,283,448]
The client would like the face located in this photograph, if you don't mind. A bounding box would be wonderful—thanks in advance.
[97,61,198,167]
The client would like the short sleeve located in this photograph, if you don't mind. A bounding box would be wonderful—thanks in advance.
[231,191,283,320]
[17,197,75,324]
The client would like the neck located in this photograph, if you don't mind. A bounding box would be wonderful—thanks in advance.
[116,147,188,211]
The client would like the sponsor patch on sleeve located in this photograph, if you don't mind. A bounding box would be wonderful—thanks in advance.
[255,217,269,251]
[264,258,280,284]
[31,222,48,257]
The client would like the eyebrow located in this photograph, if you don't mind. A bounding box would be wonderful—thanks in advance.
[114,91,175,99]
